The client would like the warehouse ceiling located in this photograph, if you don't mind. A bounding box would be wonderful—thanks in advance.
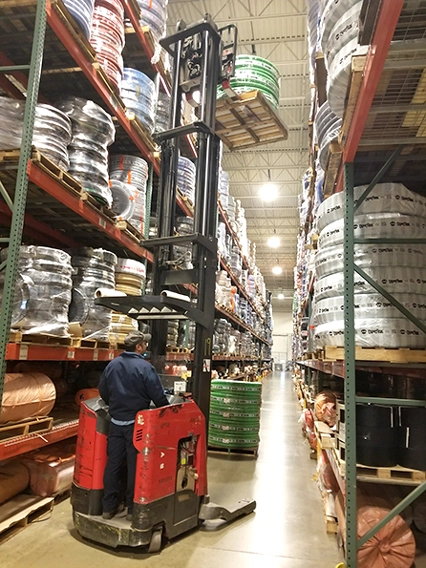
[167,0,309,312]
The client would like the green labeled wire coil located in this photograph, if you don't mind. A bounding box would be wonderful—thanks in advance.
[208,379,262,450]
[217,54,280,109]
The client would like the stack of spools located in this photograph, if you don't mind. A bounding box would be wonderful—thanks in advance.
[209,379,262,451]
[320,0,363,117]
[110,258,146,344]
[177,157,196,205]
[230,245,242,279]
[0,97,71,171]
[217,222,228,261]
[213,318,231,354]
[57,97,115,207]
[178,320,195,351]
[121,68,156,134]
[0,246,72,336]
[155,91,170,133]
[219,170,229,208]
[227,195,237,233]
[173,216,193,269]
[109,155,149,235]
[217,54,280,109]
[69,248,117,342]
[133,0,168,48]
[167,321,179,349]
[314,183,426,348]
[63,0,95,39]
[90,0,124,93]
[314,101,342,170]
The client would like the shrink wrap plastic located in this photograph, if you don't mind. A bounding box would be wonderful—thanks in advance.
[0,246,73,336]
[315,244,426,279]
[318,214,426,250]
[315,267,426,301]
[315,318,426,349]
[0,373,56,424]
[334,490,416,568]
[314,293,426,325]
[0,461,29,505]
[316,183,426,232]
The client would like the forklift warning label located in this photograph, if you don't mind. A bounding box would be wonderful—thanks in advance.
[203,359,211,372]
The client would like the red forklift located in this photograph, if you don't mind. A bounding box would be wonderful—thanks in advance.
[71,15,256,552]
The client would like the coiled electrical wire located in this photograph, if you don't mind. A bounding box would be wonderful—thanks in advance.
[110,180,136,221]
[90,0,125,93]
[109,154,148,190]
[57,97,115,206]
[121,68,156,134]
[0,98,72,170]
[314,101,342,170]
[217,54,280,109]
[133,0,167,43]
[155,91,170,133]
[63,0,95,40]
[177,156,196,203]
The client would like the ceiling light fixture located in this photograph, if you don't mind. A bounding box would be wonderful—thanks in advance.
[277,293,285,300]
[272,265,282,275]
[259,169,278,201]
[267,236,280,248]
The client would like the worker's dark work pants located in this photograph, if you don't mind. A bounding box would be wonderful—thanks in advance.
[102,422,136,513]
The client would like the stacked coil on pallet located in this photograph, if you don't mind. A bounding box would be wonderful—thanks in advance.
[0,98,72,170]
[0,246,73,337]
[132,0,168,48]
[109,154,149,235]
[209,379,262,451]
[110,258,146,344]
[121,68,156,134]
[173,216,193,270]
[177,156,196,204]
[63,0,95,39]
[313,183,426,348]
[90,0,125,93]
[320,0,363,116]
[219,170,229,208]
[217,54,280,109]
[154,91,170,133]
[314,101,342,170]
[69,248,117,341]
[58,97,115,206]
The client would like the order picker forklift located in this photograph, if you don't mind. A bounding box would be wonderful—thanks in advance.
[71,15,256,552]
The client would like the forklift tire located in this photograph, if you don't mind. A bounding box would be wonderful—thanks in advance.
[148,526,163,553]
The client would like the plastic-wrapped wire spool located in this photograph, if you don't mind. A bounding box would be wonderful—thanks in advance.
[109,154,148,190]
[316,183,426,233]
[219,170,229,208]
[155,90,170,133]
[320,0,359,55]
[318,214,426,250]
[57,97,115,206]
[398,407,426,470]
[69,248,117,341]
[321,0,362,69]
[327,38,361,117]
[314,101,342,170]
[315,266,426,301]
[315,243,426,279]
[110,180,136,221]
[173,216,193,270]
[63,0,95,39]
[357,404,397,467]
[131,0,167,45]
[0,98,72,170]
[314,293,426,326]
[209,379,262,450]
[121,68,156,134]
[115,258,146,279]
[315,318,426,349]
[115,259,146,294]
[90,0,125,93]
[0,246,72,336]
[217,54,280,109]
[177,156,196,203]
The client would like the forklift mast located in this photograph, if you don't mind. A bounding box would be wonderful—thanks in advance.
[96,16,237,422]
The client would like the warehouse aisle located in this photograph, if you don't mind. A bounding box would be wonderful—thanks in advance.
[1,372,342,568]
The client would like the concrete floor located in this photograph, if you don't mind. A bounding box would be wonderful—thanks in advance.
[1,372,343,568]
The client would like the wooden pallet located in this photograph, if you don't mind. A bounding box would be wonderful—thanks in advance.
[0,416,53,441]
[339,55,367,147]
[319,345,426,364]
[166,347,191,353]
[322,141,343,198]
[208,444,258,458]
[0,495,54,545]
[356,464,426,484]
[215,90,288,150]
[51,0,96,62]
[8,333,74,347]
[71,337,97,349]
[115,219,143,243]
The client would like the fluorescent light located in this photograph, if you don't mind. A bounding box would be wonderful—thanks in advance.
[259,182,278,201]
[277,293,285,300]
[267,236,280,248]
[272,266,282,275]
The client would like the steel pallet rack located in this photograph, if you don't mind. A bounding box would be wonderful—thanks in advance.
[300,1,426,566]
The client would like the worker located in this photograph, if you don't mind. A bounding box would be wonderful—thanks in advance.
[99,330,169,521]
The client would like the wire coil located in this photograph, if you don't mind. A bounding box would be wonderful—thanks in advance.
[63,0,95,40]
